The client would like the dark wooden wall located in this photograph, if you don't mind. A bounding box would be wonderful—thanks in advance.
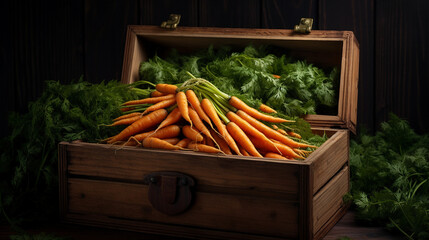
[2,0,428,138]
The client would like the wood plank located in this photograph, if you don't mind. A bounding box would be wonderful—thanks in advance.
[375,0,429,133]
[199,0,260,28]
[84,0,139,83]
[319,0,374,134]
[63,142,301,196]
[67,178,299,238]
[261,0,318,29]
[306,130,349,194]
[313,166,349,235]
[140,0,199,27]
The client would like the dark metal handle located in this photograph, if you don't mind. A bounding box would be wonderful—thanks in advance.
[143,171,195,215]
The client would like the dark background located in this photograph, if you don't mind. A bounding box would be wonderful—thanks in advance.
[1,0,428,138]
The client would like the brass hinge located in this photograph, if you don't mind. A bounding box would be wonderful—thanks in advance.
[294,18,313,34]
[161,14,181,30]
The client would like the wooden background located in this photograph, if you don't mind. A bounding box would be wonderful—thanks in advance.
[1,0,428,138]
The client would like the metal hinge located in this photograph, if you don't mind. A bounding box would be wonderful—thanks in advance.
[161,14,181,30]
[294,18,313,34]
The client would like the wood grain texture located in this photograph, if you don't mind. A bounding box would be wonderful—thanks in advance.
[199,0,261,28]
[140,0,199,26]
[375,0,429,133]
[261,0,318,29]
[320,0,374,134]
[84,0,139,83]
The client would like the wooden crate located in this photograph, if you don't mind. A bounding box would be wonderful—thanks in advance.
[59,26,359,240]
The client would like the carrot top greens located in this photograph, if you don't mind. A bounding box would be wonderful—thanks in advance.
[139,45,339,117]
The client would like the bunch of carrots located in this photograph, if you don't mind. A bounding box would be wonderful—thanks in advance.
[102,77,317,160]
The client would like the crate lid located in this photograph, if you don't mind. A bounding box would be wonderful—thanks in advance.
[121,26,359,133]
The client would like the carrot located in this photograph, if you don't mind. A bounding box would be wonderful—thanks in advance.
[107,115,141,126]
[156,83,178,94]
[120,107,135,112]
[188,142,222,154]
[188,108,217,144]
[287,131,302,139]
[175,138,192,148]
[182,125,204,142]
[176,91,191,125]
[201,98,241,155]
[186,89,213,128]
[272,74,281,79]
[142,98,176,115]
[113,112,141,122]
[229,96,292,123]
[142,137,182,150]
[156,107,182,131]
[210,129,232,155]
[250,136,304,159]
[122,94,175,106]
[107,109,167,144]
[259,103,277,114]
[226,122,262,157]
[151,90,167,97]
[161,137,181,145]
[236,110,316,149]
[238,145,250,156]
[226,111,270,142]
[265,152,289,160]
[130,125,181,144]
[205,135,215,147]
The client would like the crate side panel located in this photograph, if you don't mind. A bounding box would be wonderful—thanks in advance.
[312,166,349,235]
[65,142,301,195]
[307,130,349,194]
[68,178,299,238]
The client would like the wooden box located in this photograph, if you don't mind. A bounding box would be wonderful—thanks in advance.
[59,26,359,240]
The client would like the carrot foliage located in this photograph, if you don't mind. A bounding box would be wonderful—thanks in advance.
[0,79,144,228]
[139,45,339,116]
[348,114,429,239]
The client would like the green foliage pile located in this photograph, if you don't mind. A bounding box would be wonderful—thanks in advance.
[140,45,339,116]
[0,79,141,227]
[349,114,429,239]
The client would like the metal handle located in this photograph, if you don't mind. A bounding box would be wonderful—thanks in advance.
[143,171,195,215]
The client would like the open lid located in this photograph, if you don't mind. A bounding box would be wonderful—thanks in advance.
[121,25,359,133]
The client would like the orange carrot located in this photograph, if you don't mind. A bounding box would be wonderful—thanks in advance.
[250,136,304,159]
[188,142,222,154]
[287,131,302,139]
[107,115,141,126]
[142,137,182,150]
[161,137,181,145]
[182,125,204,142]
[176,91,191,125]
[175,138,192,148]
[205,135,215,147]
[107,109,167,144]
[236,110,316,149]
[188,108,216,144]
[210,129,232,155]
[229,96,292,123]
[186,89,213,128]
[151,90,167,97]
[201,98,241,155]
[130,125,181,144]
[156,107,182,131]
[113,112,141,122]
[259,103,277,114]
[142,98,176,115]
[265,152,289,160]
[272,74,281,79]
[238,145,250,156]
[226,122,262,157]
[156,83,177,94]
[226,111,270,142]
[122,94,175,106]
[120,107,135,112]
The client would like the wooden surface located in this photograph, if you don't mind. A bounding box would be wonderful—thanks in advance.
[58,127,349,240]
[3,0,429,138]
[0,211,404,240]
